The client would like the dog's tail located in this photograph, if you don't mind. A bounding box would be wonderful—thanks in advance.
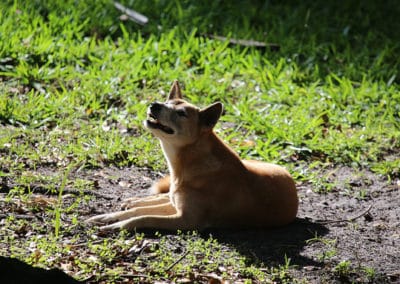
[151,175,170,194]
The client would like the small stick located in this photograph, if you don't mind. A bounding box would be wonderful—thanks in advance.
[68,239,105,248]
[166,250,189,271]
[113,1,148,25]
[317,204,373,225]
[204,34,280,51]
[0,213,36,220]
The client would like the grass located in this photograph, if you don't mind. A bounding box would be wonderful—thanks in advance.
[0,0,399,282]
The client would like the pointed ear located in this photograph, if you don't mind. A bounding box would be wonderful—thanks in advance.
[199,102,223,130]
[167,80,182,100]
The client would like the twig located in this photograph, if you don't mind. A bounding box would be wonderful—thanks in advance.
[82,273,150,283]
[0,213,36,220]
[113,1,148,25]
[166,250,189,271]
[317,204,373,225]
[69,239,105,248]
[3,183,114,200]
[204,34,280,51]
[119,274,150,278]
[62,188,114,200]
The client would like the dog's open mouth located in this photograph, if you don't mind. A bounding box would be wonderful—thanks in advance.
[146,114,174,134]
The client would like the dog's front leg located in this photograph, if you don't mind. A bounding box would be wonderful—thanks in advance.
[121,193,170,209]
[99,213,200,231]
[86,202,176,225]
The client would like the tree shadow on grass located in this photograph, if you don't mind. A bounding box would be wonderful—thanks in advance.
[204,218,328,267]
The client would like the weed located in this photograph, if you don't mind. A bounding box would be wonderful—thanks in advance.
[53,162,75,238]
[306,235,338,262]
[334,260,352,277]
[363,266,376,280]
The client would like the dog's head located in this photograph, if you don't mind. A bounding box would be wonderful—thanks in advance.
[144,80,223,146]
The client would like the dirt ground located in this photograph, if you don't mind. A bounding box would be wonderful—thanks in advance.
[1,164,399,283]
[78,164,400,283]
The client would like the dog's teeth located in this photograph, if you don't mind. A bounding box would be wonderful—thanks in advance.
[148,116,158,123]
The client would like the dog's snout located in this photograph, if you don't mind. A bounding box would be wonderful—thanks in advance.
[149,102,162,114]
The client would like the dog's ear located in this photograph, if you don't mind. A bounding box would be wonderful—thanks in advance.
[167,80,182,100]
[199,102,223,130]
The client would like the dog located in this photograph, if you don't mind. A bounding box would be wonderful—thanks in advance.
[87,80,298,231]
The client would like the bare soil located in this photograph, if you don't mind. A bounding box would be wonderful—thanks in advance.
[1,164,399,283]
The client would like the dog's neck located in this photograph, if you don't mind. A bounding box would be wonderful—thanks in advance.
[159,139,179,174]
[159,131,242,183]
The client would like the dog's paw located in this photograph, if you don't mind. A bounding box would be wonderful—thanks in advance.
[99,219,132,231]
[99,223,120,231]
[86,213,121,225]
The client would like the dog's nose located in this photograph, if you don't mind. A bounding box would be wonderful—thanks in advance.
[149,102,162,114]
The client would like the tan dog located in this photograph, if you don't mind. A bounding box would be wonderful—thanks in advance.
[87,81,298,231]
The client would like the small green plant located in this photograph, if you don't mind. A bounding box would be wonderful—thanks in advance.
[363,266,376,280]
[334,260,352,277]
[53,162,77,238]
[269,254,293,283]
[307,235,338,261]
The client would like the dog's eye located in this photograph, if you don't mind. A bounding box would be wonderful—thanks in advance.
[176,110,187,117]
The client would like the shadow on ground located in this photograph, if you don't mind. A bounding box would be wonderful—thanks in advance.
[0,256,82,284]
[205,218,328,267]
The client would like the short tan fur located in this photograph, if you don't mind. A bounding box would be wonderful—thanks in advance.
[87,81,298,231]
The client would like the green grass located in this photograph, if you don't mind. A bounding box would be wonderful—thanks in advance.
[1,1,398,174]
[0,0,399,282]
